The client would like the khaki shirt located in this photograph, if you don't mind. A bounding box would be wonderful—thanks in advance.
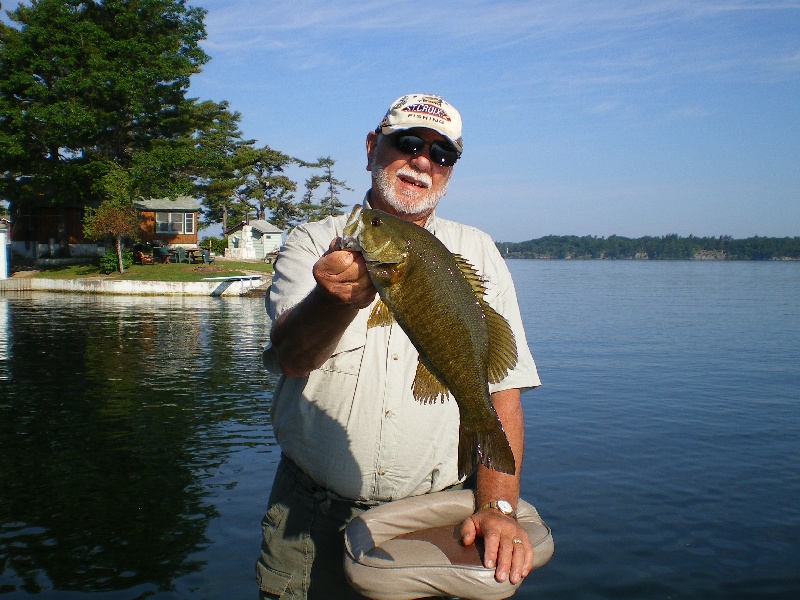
[263,201,540,502]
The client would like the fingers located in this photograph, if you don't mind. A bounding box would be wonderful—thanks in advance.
[465,512,534,585]
[487,529,532,584]
[313,240,375,307]
[459,516,477,547]
[508,535,533,584]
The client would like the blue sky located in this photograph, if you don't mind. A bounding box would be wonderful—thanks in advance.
[4,1,797,240]
[185,0,799,241]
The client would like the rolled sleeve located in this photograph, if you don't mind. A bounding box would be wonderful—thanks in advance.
[262,216,346,374]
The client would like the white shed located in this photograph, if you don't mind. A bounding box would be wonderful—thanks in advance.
[227,220,284,260]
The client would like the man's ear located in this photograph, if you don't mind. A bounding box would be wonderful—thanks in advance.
[366,130,378,171]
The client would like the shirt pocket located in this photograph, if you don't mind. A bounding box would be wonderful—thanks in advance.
[316,307,370,377]
[318,327,367,376]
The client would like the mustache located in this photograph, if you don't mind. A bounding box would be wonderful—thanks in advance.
[396,167,432,188]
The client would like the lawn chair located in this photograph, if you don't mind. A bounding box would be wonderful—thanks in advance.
[153,247,171,263]
[176,247,190,264]
[134,250,154,265]
[201,249,215,264]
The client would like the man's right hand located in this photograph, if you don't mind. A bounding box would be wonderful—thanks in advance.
[312,239,376,309]
[270,239,376,377]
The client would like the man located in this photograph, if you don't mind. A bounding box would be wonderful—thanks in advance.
[258,94,541,599]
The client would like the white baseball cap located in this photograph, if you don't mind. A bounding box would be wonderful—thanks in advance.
[377,93,463,154]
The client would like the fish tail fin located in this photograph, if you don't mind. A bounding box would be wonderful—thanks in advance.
[457,422,516,479]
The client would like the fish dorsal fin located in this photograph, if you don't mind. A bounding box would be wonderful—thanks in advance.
[451,253,518,383]
[412,360,451,405]
[367,298,394,328]
[452,253,487,299]
[481,299,518,383]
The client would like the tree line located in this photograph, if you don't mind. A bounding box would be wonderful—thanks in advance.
[496,234,800,260]
[0,0,352,259]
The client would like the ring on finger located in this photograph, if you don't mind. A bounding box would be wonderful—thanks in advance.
[512,538,524,545]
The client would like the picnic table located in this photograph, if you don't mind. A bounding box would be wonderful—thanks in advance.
[153,247,171,264]
[186,248,203,263]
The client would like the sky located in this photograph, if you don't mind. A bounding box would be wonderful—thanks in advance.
[8,0,800,241]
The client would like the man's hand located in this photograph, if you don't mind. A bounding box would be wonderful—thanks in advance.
[462,389,530,583]
[461,509,533,584]
[270,239,376,377]
[312,239,375,308]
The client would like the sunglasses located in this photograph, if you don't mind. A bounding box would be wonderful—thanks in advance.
[391,133,460,167]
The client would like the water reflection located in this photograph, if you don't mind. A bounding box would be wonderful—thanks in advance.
[0,298,8,381]
[0,293,278,596]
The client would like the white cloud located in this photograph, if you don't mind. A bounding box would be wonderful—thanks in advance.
[197,0,800,94]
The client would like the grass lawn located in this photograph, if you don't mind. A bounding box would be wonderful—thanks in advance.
[31,260,273,282]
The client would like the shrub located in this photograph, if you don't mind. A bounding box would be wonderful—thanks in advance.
[200,236,227,255]
[99,248,133,273]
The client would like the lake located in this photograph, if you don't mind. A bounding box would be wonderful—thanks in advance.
[1,260,798,599]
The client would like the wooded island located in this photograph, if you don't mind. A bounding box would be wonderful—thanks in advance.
[497,235,800,260]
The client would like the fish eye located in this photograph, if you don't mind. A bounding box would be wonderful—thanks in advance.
[371,217,382,227]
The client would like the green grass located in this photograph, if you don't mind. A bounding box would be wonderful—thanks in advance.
[32,260,273,282]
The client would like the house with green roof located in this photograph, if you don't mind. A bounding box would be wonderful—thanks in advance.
[226,220,284,261]
[134,196,201,248]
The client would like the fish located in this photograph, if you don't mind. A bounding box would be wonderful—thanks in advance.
[341,205,518,478]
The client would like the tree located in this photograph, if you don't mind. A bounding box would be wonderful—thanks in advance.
[299,156,351,222]
[234,145,300,229]
[0,0,209,248]
[189,100,252,234]
[266,187,303,231]
[82,164,138,272]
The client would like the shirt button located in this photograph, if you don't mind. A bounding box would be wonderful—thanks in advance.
[391,353,400,361]
[378,469,386,476]
[385,410,394,418]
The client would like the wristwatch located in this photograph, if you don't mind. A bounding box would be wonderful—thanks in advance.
[479,499,517,520]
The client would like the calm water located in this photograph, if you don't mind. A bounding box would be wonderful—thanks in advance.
[1,261,798,599]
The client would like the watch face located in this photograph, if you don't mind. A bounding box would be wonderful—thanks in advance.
[497,500,513,514]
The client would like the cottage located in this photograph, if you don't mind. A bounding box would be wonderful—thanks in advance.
[226,220,284,261]
[8,201,97,259]
[8,196,202,260]
[134,197,201,248]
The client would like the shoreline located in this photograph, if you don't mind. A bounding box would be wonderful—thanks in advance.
[0,275,271,297]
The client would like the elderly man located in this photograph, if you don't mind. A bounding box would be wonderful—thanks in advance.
[258,94,541,600]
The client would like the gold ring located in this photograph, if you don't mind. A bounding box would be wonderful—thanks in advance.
[512,538,524,545]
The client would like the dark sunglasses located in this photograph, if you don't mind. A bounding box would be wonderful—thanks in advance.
[391,133,460,167]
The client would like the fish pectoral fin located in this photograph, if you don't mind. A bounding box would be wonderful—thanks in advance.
[411,360,450,405]
[367,299,394,327]
[368,257,408,287]
[387,256,409,285]
[481,299,519,383]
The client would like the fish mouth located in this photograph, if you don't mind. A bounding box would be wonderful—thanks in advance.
[341,205,363,250]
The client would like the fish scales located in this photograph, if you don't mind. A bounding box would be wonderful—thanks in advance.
[342,206,517,477]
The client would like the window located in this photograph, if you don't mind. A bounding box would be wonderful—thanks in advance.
[155,212,194,235]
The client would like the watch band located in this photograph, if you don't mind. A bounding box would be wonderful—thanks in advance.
[479,499,517,520]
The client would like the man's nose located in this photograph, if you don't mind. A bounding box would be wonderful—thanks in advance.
[408,151,432,172]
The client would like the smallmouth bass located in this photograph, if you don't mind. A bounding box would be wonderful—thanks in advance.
[341,205,518,478]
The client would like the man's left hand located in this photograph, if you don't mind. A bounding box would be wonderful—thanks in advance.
[460,509,533,584]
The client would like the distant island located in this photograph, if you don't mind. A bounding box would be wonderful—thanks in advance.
[496,234,800,260]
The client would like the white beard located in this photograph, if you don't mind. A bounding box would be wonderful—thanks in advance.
[371,162,448,216]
